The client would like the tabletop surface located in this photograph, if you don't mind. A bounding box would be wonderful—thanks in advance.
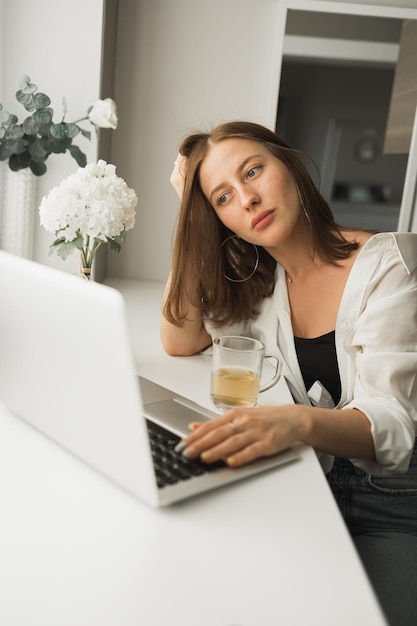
[0,278,387,626]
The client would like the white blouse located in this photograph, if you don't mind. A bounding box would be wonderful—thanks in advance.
[205,232,417,476]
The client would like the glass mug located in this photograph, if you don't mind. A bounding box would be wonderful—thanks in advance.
[210,336,280,411]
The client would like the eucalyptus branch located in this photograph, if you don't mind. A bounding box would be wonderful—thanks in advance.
[0,75,118,176]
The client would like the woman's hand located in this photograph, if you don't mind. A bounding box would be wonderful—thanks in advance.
[170,153,188,199]
[176,402,375,466]
[177,405,309,467]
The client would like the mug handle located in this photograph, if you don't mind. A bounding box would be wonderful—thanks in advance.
[260,354,281,392]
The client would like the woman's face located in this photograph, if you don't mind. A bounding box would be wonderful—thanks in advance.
[199,137,302,252]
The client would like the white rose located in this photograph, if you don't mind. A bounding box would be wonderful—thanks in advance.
[88,98,118,129]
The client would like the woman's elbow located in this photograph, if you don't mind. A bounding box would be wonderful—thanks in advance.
[160,329,211,356]
[161,337,190,356]
[160,337,202,356]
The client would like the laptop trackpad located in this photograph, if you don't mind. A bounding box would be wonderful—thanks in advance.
[144,398,214,437]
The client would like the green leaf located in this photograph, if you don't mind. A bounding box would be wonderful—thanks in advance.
[49,137,71,153]
[29,139,48,158]
[5,138,26,154]
[50,123,65,139]
[49,236,83,260]
[33,107,53,124]
[9,152,31,171]
[23,116,40,135]
[7,124,24,139]
[34,92,51,109]
[79,128,91,141]
[17,75,37,94]
[39,136,51,151]
[107,231,126,253]
[65,123,80,139]
[31,155,48,164]
[23,133,37,145]
[30,160,47,176]
[107,238,121,253]
[37,123,51,138]
[0,144,11,160]
[67,144,87,167]
[16,91,36,111]
[0,111,17,126]
[62,97,68,118]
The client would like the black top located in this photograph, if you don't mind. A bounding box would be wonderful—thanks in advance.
[294,330,341,406]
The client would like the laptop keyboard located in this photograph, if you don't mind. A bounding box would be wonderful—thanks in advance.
[146,419,225,489]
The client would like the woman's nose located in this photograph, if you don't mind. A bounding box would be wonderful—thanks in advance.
[239,185,260,211]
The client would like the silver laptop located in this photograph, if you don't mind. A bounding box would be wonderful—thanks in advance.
[0,251,299,507]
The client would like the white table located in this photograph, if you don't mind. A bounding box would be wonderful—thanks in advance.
[0,279,387,626]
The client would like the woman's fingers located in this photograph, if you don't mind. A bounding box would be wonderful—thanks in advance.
[176,407,293,467]
[184,421,251,462]
[170,153,188,199]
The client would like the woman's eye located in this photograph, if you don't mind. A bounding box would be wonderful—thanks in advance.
[218,192,230,205]
[247,166,261,179]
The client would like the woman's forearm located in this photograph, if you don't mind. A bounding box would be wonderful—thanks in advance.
[160,273,212,356]
[178,403,375,468]
[298,405,375,460]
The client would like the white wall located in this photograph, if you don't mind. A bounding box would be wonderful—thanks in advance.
[0,0,104,274]
[2,0,416,277]
[108,0,282,281]
[107,0,417,282]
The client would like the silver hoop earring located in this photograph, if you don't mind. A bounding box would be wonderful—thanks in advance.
[221,235,259,283]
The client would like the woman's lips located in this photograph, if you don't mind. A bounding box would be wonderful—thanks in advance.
[251,210,275,230]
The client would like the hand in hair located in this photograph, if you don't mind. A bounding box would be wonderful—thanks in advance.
[170,153,188,200]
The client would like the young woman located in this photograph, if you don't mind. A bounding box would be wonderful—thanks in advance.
[161,121,417,625]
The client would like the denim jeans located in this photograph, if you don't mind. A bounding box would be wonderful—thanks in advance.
[327,441,417,626]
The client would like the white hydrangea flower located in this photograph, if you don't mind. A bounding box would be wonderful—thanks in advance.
[39,160,137,242]
[39,160,138,276]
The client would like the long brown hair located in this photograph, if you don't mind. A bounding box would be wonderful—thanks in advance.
[163,121,358,327]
